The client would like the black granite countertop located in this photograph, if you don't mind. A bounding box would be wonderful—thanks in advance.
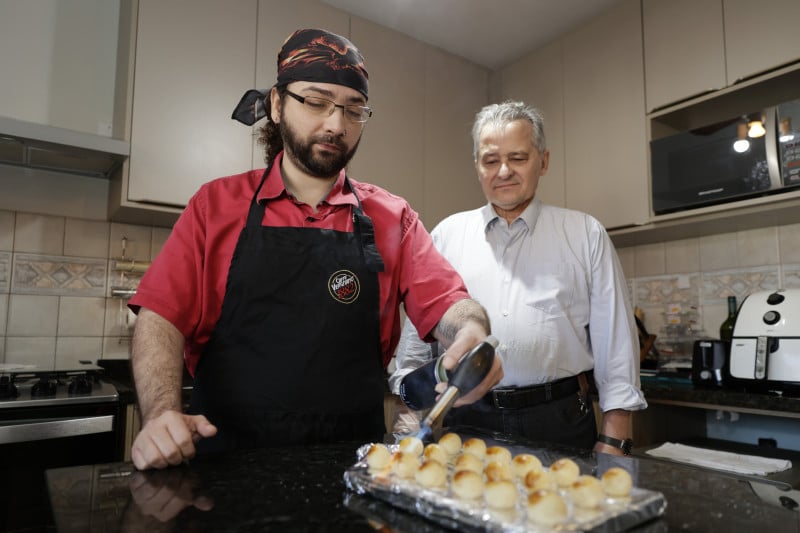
[44,429,800,532]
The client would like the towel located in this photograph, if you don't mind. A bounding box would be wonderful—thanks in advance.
[646,442,792,475]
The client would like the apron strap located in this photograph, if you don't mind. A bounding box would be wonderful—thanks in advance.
[346,176,385,273]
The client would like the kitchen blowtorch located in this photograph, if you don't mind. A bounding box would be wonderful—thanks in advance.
[415,335,498,441]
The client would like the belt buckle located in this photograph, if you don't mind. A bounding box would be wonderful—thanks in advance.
[491,389,513,410]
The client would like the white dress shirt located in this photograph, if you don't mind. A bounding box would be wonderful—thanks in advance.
[390,198,647,413]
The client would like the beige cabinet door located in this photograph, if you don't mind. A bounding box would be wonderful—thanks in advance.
[563,0,649,230]
[497,40,566,208]
[348,19,427,215]
[642,0,726,112]
[724,0,800,84]
[127,0,257,206]
[253,0,350,170]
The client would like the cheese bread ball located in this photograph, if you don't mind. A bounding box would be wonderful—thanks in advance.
[484,460,513,482]
[415,459,447,488]
[484,480,518,510]
[365,443,391,471]
[438,432,462,456]
[398,436,424,456]
[462,437,487,460]
[454,452,484,474]
[485,445,512,466]
[422,443,448,465]
[601,467,634,498]
[523,469,556,493]
[389,451,420,479]
[550,458,580,487]
[512,453,543,479]
[451,469,485,500]
[570,475,604,509]
[526,489,568,526]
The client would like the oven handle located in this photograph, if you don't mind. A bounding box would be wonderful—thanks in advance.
[0,415,114,444]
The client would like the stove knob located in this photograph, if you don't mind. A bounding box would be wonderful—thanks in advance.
[763,310,781,325]
[68,376,93,395]
[31,379,57,397]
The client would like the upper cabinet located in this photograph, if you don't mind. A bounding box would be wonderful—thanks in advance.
[642,0,726,112]
[124,0,256,208]
[562,0,649,230]
[497,40,567,208]
[643,0,800,112]
[724,0,800,84]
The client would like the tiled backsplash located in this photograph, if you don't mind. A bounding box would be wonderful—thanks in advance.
[3,206,800,370]
[616,223,800,355]
[0,209,169,369]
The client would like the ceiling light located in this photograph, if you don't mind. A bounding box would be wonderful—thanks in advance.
[733,123,750,153]
[747,120,766,138]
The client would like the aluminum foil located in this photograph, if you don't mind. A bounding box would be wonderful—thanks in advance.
[344,442,667,532]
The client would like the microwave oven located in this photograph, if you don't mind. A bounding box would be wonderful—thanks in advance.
[651,100,800,215]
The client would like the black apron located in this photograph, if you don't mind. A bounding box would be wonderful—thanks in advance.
[188,169,386,453]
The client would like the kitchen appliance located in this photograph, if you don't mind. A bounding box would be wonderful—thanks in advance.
[0,362,122,531]
[692,339,728,387]
[728,289,800,395]
[650,99,800,215]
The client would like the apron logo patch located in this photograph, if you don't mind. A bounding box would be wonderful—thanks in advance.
[328,270,360,304]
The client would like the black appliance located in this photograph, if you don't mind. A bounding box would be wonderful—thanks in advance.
[691,339,728,387]
[651,99,800,215]
[0,362,121,531]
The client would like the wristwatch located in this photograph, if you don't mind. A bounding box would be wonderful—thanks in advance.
[597,433,633,455]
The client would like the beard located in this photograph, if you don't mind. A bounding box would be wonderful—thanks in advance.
[280,119,360,179]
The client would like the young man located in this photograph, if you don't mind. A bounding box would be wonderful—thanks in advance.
[391,101,646,456]
[128,29,502,470]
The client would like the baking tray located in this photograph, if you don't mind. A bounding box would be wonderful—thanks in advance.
[344,438,666,532]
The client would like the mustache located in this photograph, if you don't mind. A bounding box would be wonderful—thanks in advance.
[314,134,347,151]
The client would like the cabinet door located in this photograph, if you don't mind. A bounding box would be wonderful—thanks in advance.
[724,0,800,84]
[642,0,726,111]
[253,0,350,170]
[498,40,566,208]
[128,0,257,206]
[423,48,488,228]
[563,0,649,230]
[348,19,426,213]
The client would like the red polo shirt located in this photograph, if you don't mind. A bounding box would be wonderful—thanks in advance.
[129,155,470,375]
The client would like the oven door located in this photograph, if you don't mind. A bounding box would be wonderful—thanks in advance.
[0,401,123,531]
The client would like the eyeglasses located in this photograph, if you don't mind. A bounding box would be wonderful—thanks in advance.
[285,90,373,124]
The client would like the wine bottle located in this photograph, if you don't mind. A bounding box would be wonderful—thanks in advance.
[719,296,737,341]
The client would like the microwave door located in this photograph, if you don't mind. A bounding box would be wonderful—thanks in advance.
[777,99,800,187]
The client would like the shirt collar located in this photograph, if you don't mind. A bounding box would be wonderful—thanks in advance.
[480,197,543,232]
[256,152,357,207]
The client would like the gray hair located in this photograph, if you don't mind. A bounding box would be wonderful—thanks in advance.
[471,101,547,160]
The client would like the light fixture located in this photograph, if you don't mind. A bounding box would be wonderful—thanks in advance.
[733,123,750,153]
[779,117,795,143]
[747,119,766,138]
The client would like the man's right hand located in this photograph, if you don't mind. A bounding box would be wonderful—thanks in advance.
[131,410,218,470]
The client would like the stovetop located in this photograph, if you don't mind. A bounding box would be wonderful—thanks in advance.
[0,362,118,408]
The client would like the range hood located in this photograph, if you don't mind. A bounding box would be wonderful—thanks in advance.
[0,116,129,179]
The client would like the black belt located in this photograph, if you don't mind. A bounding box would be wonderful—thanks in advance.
[490,375,583,410]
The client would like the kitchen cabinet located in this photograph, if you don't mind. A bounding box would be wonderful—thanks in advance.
[562,0,649,230]
[642,0,726,112]
[497,40,567,208]
[109,0,256,226]
[724,0,800,84]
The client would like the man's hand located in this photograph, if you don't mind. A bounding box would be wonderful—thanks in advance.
[131,410,218,470]
[128,467,213,523]
[436,323,503,407]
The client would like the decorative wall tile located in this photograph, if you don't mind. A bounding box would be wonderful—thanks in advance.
[782,264,800,288]
[0,251,10,292]
[634,273,700,308]
[11,253,106,296]
[106,266,143,298]
[701,266,780,304]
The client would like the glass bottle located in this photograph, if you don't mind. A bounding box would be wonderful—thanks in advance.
[719,296,737,342]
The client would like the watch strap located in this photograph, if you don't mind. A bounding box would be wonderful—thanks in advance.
[597,433,633,455]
